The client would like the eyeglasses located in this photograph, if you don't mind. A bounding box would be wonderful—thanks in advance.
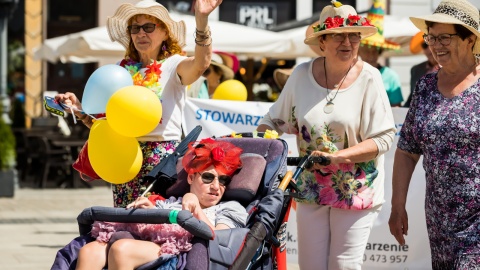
[198,172,232,186]
[330,33,361,43]
[127,23,159,34]
[423,33,458,46]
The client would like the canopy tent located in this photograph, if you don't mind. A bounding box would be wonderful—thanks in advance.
[34,13,294,63]
[34,13,420,64]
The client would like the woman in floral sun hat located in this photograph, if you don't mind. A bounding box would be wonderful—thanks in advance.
[257,0,396,269]
[55,0,223,208]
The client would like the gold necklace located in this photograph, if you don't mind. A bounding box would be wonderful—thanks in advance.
[323,58,353,114]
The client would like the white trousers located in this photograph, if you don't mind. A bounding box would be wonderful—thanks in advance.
[296,203,381,270]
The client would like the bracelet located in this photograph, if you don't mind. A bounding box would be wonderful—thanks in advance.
[169,209,179,224]
[194,32,210,42]
[195,38,212,47]
[193,34,211,41]
[195,27,210,35]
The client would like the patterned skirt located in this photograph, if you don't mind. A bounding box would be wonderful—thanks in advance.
[111,140,179,208]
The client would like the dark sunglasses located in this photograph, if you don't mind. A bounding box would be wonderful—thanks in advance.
[199,172,232,186]
[127,23,159,34]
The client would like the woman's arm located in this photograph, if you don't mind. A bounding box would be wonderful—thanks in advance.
[176,0,222,85]
[315,138,379,165]
[388,148,420,245]
[310,127,395,168]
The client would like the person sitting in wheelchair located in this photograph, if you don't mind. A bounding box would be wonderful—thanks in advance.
[75,138,247,270]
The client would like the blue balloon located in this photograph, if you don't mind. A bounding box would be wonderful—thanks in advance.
[82,65,133,114]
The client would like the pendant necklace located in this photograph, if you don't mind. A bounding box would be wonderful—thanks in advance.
[323,58,353,114]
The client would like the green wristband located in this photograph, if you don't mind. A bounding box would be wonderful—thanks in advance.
[169,209,179,224]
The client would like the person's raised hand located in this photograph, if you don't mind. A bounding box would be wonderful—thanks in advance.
[195,0,223,17]
[388,206,408,246]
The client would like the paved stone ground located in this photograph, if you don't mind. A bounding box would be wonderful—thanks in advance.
[0,187,112,270]
[0,186,300,270]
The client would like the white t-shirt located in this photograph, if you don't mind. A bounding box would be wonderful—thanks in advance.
[156,197,248,229]
[135,54,187,142]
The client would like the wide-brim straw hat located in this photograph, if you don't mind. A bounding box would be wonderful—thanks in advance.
[304,0,377,45]
[107,0,186,49]
[211,53,235,80]
[409,0,480,54]
[360,0,400,51]
[305,21,324,56]
[273,68,293,89]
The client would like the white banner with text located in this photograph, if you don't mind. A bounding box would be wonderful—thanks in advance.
[183,98,431,269]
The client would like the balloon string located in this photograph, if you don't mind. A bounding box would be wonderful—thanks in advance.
[61,102,100,122]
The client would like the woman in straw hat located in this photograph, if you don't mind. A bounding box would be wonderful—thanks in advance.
[55,0,222,208]
[75,139,247,270]
[389,0,480,268]
[257,1,396,269]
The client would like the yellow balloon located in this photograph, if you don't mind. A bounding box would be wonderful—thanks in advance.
[106,86,162,137]
[212,80,248,101]
[88,120,142,184]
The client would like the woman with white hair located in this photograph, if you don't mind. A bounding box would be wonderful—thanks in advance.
[389,0,480,268]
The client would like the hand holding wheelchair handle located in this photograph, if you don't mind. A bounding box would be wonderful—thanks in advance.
[287,155,331,170]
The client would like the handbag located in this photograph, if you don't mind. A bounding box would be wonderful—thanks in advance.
[72,141,101,182]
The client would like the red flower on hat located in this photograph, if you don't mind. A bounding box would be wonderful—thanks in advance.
[347,14,361,25]
[211,147,225,162]
[324,16,344,29]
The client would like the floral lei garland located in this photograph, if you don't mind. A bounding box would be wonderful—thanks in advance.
[313,14,373,33]
[119,58,165,99]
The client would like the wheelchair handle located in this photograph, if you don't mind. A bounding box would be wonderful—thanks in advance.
[287,156,331,168]
[278,171,293,191]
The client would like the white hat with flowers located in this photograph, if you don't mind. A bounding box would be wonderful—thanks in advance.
[304,0,377,45]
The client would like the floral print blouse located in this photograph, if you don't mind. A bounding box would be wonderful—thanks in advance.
[259,59,396,210]
[398,71,480,267]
